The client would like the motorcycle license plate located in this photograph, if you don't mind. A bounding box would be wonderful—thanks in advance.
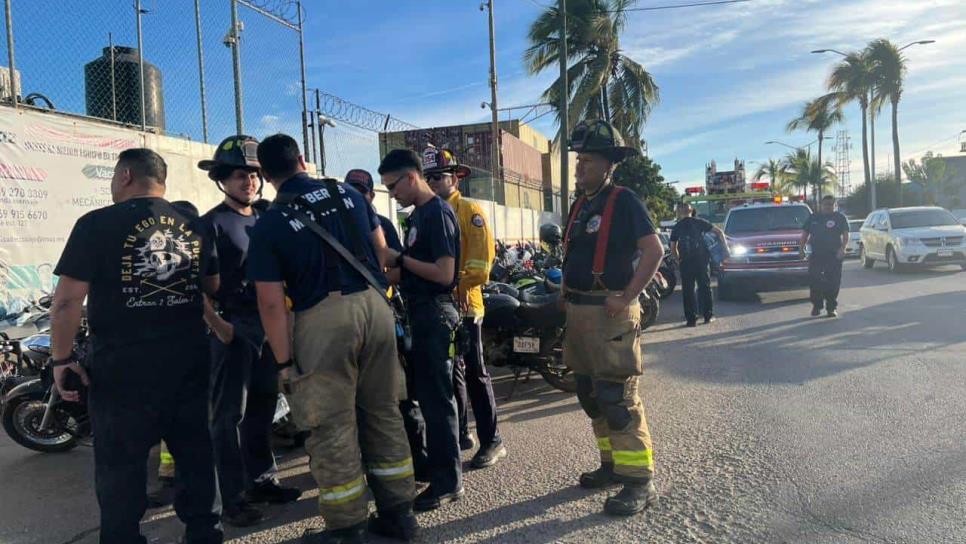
[513,336,540,353]
[937,249,953,257]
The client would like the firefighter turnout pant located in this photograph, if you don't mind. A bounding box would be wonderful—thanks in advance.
[89,337,222,544]
[564,299,654,483]
[286,287,415,530]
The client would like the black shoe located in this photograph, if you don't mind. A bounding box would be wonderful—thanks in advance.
[368,505,419,542]
[470,442,507,469]
[245,480,302,504]
[146,478,175,508]
[223,500,265,527]
[413,486,464,512]
[459,434,476,451]
[826,309,838,318]
[579,463,618,489]
[302,522,368,544]
[603,481,659,516]
[685,320,697,328]
[703,316,715,324]
[811,306,822,317]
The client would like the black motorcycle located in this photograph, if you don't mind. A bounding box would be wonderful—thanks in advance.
[481,290,575,396]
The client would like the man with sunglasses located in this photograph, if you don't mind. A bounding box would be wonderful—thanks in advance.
[197,136,301,528]
[378,149,463,512]
[423,148,505,470]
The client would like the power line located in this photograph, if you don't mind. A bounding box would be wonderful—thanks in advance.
[618,0,751,12]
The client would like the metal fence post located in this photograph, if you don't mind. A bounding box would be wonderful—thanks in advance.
[296,1,309,155]
[194,0,209,142]
[135,0,146,131]
[230,0,244,134]
[4,0,16,107]
[108,33,117,120]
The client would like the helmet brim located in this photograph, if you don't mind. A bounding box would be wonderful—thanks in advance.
[198,160,260,181]
[425,165,472,179]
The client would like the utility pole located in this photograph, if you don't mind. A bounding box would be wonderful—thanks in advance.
[229,0,244,134]
[485,0,502,203]
[558,0,569,219]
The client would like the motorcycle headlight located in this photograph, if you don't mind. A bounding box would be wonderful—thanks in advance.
[731,244,749,256]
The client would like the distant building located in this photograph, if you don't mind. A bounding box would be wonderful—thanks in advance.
[705,159,746,194]
[380,119,575,213]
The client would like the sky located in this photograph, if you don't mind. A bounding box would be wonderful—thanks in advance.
[5,0,965,192]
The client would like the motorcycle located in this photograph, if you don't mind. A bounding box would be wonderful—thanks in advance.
[481,290,574,397]
[656,256,678,300]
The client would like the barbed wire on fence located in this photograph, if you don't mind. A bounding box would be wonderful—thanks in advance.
[316,91,420,133]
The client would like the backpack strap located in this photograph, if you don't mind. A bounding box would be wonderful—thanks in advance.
[591,186,624,290]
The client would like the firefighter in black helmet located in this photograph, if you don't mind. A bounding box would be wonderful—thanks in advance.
[197,136,301,528]
[561,120,665,516]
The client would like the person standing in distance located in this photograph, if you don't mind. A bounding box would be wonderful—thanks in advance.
[423,147,505,469]
[560,120,664,516]
[669,201,727,327]
[51,148,223,543]
[345,169,403,252]
[801,195,849,318]
[197,136,302,527]
[378,149,463,512]
[248,135,416,544]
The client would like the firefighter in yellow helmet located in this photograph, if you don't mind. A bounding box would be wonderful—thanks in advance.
[423,146,506,469]
[561,120,664,516]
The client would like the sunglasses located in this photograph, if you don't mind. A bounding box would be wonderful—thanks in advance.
[426,173,452,182]
[384,172,408,193]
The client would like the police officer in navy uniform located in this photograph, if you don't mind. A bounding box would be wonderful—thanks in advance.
[51,148,223,543]
[561,120,665,516]
[197,136,301,527]
[801,194,849,317]
[378,149,463,512]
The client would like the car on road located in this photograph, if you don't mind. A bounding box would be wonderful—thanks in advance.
[846,219,863,258]
[952,209,966,226]
[717,202,812,300]
[859,206,966,272]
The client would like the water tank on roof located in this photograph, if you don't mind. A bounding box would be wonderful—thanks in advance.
[85,46,165,131]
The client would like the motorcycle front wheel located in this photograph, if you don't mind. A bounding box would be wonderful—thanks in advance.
[537,338,576,393]
[640,292,660,330]
[2,393,79,453]
[656,266,676,299]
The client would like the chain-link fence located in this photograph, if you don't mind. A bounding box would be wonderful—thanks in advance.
[0,0,308,147]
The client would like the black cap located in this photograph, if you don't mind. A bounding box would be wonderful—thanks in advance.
[198,135,260,181]
[345,169,374,194]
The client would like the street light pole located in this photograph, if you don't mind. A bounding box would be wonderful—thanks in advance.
[484,0,502,203]
[895,40,935,206]
[558,0,570,219]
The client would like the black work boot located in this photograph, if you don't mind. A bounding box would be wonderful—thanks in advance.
[603,481,659,516]
[579,462,618,489]
[368,504,419,542]
[302,521,368,544]
[470,441,508,469]
[223,500,265,527]
[245,480,302,504]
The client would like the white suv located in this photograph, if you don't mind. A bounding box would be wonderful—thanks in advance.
[859,206,966,272]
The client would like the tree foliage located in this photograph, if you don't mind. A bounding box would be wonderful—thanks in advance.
[611,155,678,221]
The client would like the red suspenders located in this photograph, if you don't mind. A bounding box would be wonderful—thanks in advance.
[563,185,625,290]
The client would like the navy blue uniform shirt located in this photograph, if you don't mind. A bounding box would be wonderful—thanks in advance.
[247,173,387,312]
[401,196,460,297]
[201,202,259,315]
[379,214,403,252]
[804,211,848,254]
[563,184,656,291]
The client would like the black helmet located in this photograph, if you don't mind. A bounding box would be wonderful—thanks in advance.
[540,223,563,245]
[568,120,638,163]
[198,135,261,181]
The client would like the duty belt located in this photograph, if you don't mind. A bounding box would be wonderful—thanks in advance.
[565,288,623,306]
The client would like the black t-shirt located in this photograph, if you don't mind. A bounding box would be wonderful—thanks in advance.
[247,174,386,312]
[670,216,713,263]
[804,211,848,253]
[201,203,259,315]
[379,214,403,252]
[563,185,656,291]
[54,197,217,346]
[401,196,460,297]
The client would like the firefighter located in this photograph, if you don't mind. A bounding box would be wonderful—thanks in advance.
[248,135,416,543]
[196,136,302,527]
[424,147,506,468]
[560,120,665,516]
[51,148,223,543]
[378,148,463,512]
[670,201,727,326]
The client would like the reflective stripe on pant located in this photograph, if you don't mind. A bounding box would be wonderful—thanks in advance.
[565,301,654,482]
[809,252,843,311]
[453,317,500,447]
[290,288,414,529]
[209,332,279,506]
[158,441,175,479]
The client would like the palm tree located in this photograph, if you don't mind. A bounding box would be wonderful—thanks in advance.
[828,50,875,207]
[524,0,659,147]
[867,39,907,204]
[786,93,843,200]
[753,158,786,192]
[780,149,836,204]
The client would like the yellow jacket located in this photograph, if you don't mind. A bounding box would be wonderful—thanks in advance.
[446,191,495,318]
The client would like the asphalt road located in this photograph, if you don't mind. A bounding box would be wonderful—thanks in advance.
[2,261,964,544]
